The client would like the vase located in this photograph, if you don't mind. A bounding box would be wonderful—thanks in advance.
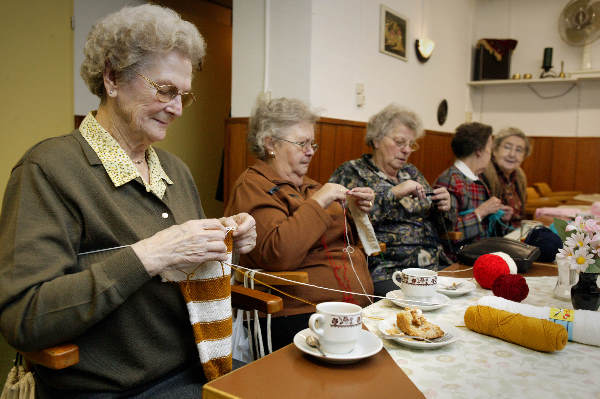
[553,258,579,301]
[570,272,600,310]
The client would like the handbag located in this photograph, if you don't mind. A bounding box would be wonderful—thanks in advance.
[1,353,35,399]
[457,237,541,273]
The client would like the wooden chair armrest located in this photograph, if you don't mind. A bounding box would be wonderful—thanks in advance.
[231,284,283,314]
[440,231,463,241]
[233,270,309,286]
[21,344,79,370]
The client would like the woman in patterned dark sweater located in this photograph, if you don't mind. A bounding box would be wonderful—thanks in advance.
[330,104,453,296]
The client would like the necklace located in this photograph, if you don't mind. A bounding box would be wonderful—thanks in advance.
[133,159,144,165]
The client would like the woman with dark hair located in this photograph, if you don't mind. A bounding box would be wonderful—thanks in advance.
[435,122,513,246]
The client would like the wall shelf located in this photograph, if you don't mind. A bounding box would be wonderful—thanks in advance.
[468,75,600,87]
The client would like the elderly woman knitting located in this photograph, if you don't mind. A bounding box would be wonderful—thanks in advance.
[329,104,453,296]
[481,127,531,227]
[225,96,374,350]
[435,122,513,247]
[0,5,256,397]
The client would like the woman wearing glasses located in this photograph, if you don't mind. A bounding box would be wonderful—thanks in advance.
[481,127,531,227]
[225,96,374,350]
[329,104,452,296]
[0,5,256,397]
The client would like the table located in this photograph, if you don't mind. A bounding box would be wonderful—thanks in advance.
[361,263,600,399]
[203,337,424,399]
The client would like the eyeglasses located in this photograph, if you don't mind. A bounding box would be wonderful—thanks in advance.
[137,73,196,107]
[500,143,526,156]
[275,137,319,152]
[391,137,420,152]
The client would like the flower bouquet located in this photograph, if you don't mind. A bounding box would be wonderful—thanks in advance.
[554,216,600,310]
[554,216,600,273]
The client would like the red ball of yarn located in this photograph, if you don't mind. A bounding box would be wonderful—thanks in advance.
[492,274,529,302]
[473,254,510,289]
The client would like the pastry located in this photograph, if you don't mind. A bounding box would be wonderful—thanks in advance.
[396,308,444,339]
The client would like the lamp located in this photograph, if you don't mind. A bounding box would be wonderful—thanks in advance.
[415,38,435,62]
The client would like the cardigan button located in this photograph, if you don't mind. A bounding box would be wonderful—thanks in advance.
[161,212,169,219]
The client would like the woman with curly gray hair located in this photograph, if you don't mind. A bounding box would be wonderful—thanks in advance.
[225,96,375,350]
[330,104,453,296]
[0,4,256,397]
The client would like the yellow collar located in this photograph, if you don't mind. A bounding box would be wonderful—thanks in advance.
[79,112,173,199]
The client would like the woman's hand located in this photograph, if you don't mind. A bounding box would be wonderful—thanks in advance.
[221,213,257,254]
[431,186,451,212]
[500,205,514,222]
[347,187,375,213]
[311,183,349,209]
[474,196,502,219]
[131,219,228,277]
[391,180,425,199]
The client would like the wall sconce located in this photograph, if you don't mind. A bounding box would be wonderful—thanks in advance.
[415,38,435,62]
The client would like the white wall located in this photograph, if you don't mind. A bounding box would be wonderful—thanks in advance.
[232,0,476,132]
[74,0,144,116]
[471,0,600,137]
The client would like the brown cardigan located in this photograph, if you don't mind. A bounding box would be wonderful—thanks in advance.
[225,160,373,316]
[481,160,527,222]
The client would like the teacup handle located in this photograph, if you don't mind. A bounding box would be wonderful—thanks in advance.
[392,270,403,288]
[308,313,325,337]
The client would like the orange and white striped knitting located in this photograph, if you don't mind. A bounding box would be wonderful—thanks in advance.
[160,230,233,380]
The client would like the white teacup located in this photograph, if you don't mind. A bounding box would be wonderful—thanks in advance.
[308,302,362,354]
[392,268,438,299]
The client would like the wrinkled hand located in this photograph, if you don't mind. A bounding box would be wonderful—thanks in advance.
[431,186,451,212]
[347,187,375,213]
[131,219,228,277]
[475,196,502,219]
[221,213,257,254]
[391,180,425,199]
[311,183,348,209]
[500,205,514,222]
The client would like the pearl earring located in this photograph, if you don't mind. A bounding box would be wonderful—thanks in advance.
[269,151,275,157]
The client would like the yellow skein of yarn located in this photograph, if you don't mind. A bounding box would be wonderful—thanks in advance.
[464,305,568,352]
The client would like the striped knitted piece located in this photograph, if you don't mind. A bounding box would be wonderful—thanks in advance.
[160,231,233,381]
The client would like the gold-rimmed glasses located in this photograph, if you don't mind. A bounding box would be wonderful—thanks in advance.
[391,137,420,152]
[276,137,319,152]
[137,73,196,107]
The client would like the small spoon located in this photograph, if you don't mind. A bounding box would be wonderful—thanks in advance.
[305,335,327,357]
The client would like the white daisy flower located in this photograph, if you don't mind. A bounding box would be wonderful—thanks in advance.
[565,232,590,250]
[568,247,595,272]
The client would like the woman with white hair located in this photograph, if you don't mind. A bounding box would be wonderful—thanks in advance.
[481,127,531,227]
[0,4,255,397]
[225,96,375,350]
[330,104,452,296]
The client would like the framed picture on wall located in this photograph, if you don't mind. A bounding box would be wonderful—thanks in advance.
[379,4,408,61]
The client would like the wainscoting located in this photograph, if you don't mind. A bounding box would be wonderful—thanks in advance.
[224,117,600,203]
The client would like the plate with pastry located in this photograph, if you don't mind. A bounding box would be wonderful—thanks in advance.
[385,290,450,311]
[378,308,459,349]
[436,277,476,297]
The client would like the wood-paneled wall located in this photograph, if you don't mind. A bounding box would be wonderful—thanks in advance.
[224,117,600,203]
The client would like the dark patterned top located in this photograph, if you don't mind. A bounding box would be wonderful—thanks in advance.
[329,154,453,282]
[435,164,494,246]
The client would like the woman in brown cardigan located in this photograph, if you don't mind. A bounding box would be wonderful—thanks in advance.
[225,96,375,350]
[481,127,531,227]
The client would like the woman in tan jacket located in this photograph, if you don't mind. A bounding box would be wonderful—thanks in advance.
[225,96,375,350]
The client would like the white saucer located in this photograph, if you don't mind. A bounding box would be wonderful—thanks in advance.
[385,290,450,311]
[378,316,460,349]
[436,277,476,297]
[293,328,382,364]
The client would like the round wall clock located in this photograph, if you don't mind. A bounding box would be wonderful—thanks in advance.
[437,99,448,126]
